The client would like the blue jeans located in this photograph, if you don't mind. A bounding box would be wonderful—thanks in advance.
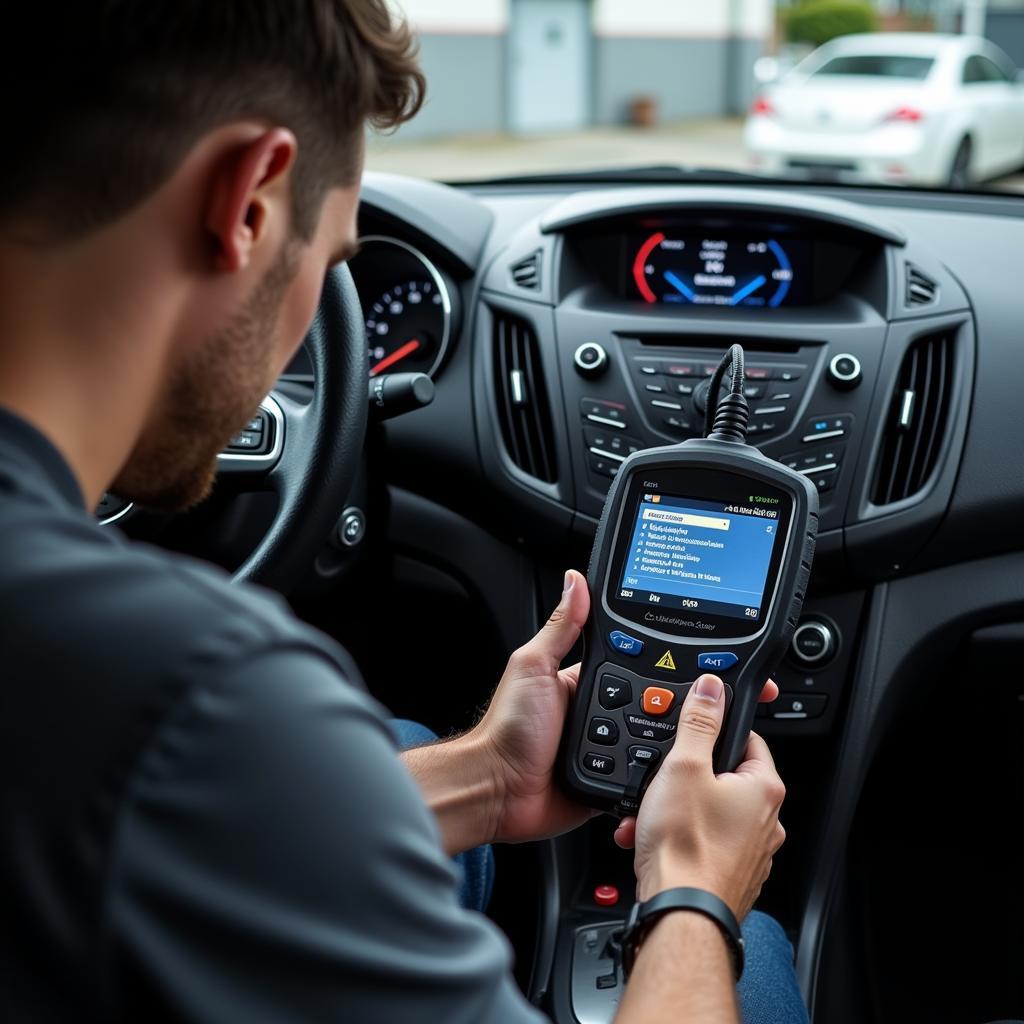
[393,720,808,1023]
[390,719,495,913]
[738,910,809,1024]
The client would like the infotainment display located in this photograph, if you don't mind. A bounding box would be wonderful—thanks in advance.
[629,231,813,308]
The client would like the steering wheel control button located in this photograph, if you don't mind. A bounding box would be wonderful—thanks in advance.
[574,342,609,379]
[697,651,740,672]
[583,752,615,775]
[791,621,836,666]
[641,687,675,716]
[628,745,661,765]
[226,429,268,452]
[593,884,620,907]
[828,353,863,390]
[772,694,828,719]
[588,718,619,745]
[337,507,367,548]
[599,676,633,710]
[609,631,644,656]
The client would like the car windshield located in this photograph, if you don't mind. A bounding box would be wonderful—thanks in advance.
[811,55,935,78]
[366,3,1024,195]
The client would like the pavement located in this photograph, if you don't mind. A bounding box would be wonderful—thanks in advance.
[366,116,1024,192]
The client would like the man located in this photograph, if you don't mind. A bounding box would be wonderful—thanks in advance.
[0,4,804,1022]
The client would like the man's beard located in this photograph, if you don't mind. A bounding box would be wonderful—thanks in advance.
[111,245,300,511]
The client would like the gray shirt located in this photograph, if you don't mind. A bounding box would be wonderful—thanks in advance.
[0,406,544,1023]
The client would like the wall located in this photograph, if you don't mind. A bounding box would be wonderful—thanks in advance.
[389,0,507,139]
[382,0,773,138]
[592,0,770,122]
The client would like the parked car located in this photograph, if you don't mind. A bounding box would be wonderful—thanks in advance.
[745,33,1024,187]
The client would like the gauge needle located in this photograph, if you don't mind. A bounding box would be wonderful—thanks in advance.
[370,338,421,376]
[663,270,695,301]
[729,275,767,306]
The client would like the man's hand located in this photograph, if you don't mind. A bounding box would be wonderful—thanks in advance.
[405,570,781,857]
[474,570,595,844]
[626,674,787,917]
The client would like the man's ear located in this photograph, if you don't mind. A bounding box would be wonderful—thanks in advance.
[204,127,298,273]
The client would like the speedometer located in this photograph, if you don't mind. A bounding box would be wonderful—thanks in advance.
[632,231,795,308]
[351,235,455,378]
[366,277,446,377]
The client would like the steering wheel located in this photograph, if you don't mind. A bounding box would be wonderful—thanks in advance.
[225,264,367,592]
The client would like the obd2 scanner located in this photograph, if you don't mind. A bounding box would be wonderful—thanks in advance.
[561,345,819,815]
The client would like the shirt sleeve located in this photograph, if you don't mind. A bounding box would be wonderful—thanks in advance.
[100,646,547,1024]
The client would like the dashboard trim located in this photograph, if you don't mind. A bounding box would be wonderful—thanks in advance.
[538,186,908,247]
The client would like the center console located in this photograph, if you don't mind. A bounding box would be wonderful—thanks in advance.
[473,187,976,1022]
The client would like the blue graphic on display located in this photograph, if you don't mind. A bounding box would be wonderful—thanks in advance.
[617,494,780,621]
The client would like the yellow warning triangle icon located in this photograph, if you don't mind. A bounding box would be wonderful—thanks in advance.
[655,650,677,670]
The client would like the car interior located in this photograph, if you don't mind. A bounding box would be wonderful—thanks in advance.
[99,167,1024,1023]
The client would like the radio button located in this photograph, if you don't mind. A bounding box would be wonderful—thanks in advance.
[609,631,644,656]
[662,415,693,434]
[665,362,697,377]
[599,676,633,710]
[588,718,619,745]
[583,752,615,775]
[772,694,828,719]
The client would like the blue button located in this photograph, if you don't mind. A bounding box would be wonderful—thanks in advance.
[697,651,740,671]
[609,631,644,656]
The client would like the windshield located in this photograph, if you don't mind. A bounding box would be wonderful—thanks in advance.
[366,2,1024,195]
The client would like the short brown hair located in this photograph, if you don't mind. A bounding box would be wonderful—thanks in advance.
[0,1,424,242]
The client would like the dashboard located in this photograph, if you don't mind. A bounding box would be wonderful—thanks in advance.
[335,172,1024,1024]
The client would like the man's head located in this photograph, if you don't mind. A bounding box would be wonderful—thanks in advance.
[0,2,423,509]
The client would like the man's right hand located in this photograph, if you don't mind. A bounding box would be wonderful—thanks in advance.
[621,673,787,918]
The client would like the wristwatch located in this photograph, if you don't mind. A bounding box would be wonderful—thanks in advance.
[621,887,745,981]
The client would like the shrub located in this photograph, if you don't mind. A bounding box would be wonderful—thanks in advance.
[784,0,878,47]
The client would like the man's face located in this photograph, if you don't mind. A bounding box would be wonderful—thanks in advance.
[111,184,360,511]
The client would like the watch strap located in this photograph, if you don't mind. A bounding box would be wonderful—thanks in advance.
[621,887,745,981]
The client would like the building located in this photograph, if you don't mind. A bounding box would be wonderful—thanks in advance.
[392,0,775,138]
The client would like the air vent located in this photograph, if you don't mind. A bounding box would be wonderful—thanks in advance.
[494,313,557,483]
[510,251,542,290]
[871,331,955,506]
[905,264,938,306]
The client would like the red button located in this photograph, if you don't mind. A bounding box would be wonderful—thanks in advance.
[594,884,620,907]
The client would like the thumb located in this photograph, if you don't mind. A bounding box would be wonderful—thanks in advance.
[513,570,590,676]
[665,674,726,774]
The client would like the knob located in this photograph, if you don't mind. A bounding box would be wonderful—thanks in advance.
[574,342,608,378]
[827,353,862,390]
[790,620,836,666]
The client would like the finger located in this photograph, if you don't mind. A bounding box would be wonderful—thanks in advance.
[512,570,589,676]
[733,730,777,776]
[758,678,779,703]
[613,816,636,849]
[558,662,582,695]
[665,674,726,774]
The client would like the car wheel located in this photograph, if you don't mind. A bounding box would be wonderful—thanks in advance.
[948,138,972,190]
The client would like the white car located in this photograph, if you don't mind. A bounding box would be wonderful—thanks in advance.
[745,33,1024,187]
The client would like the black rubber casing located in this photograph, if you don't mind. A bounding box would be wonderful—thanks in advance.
[561,438,819,815]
